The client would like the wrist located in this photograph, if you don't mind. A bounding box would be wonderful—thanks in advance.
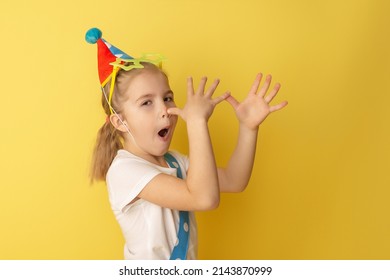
[239,122,260,134]
[186,117,208,126]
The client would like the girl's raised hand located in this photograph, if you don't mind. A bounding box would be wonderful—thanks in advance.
[225,73,288,130]
[168,77,230,123]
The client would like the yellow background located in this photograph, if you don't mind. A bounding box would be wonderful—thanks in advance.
[1,0,389,259]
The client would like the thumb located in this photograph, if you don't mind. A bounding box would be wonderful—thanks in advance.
[167,107,182,117]
[225,95,240,110]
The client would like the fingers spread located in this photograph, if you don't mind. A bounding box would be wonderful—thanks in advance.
[249,73,263,95]
[187,77,194,97]
[264,83,281,103]
[205,79,220,97]
[225,94,240,109]
[270,101,288,113]
[212,91,231,105]
[258,74,272,97]
[195,76,208,95]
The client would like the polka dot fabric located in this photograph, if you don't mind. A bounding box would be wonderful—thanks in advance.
[164,153,190,260]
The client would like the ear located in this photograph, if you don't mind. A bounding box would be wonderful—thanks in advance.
[109,114,129,133]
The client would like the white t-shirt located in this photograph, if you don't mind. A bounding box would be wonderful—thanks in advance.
[106,149,198,260]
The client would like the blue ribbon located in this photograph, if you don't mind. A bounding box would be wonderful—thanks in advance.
[164,153,190,260]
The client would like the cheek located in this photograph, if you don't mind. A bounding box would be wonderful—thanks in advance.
[124,114,144,132]
[131,119,149,132]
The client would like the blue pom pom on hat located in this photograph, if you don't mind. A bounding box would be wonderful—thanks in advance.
[85,27,102,44]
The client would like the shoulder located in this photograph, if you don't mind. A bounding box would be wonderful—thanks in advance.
[107,150,164,182]
[109,149,150,168]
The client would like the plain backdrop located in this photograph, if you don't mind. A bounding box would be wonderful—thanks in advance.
[0,0,389,259]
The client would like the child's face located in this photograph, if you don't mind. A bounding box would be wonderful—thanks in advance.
[121,69,178,159]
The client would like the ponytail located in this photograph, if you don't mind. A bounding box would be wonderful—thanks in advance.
[90,119,123,183]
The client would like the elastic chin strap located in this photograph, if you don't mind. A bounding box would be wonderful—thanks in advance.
[101,87,135,142]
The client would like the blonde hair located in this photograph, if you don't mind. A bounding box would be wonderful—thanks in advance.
[90,62,166,183]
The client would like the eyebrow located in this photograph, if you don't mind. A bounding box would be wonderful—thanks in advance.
[136,90,174,102]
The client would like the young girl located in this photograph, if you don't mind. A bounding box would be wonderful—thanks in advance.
[86,28,287,260]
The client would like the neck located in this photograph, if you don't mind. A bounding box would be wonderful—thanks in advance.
[123,142,169,167]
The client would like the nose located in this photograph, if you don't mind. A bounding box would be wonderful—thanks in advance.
[160,102,170,119]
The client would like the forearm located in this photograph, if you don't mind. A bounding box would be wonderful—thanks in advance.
[166,76,227,209]
[186,119,220,209]
[219,125,258,192]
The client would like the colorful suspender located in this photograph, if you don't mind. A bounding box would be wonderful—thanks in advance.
[164,153,190,260]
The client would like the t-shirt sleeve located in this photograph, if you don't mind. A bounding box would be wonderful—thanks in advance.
[106,157,162,213]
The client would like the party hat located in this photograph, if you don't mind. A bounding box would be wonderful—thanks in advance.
[86,28,165,114]
[85,27,134,87]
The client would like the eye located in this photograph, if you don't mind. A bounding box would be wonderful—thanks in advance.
[164,96,174,102]
[142,100,152,106]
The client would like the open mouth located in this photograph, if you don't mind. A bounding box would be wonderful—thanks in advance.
[158,128,169,137]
